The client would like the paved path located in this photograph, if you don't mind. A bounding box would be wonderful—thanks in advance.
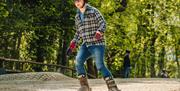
[0,72,179,91]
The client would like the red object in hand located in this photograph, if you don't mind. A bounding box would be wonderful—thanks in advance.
[70,41,76,50]
[66,41,76,56]
[95,31,103,40]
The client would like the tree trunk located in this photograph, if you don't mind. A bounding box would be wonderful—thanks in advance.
[150,34,157,77]
[58,0,70,73]
[56,35,62,72]
[35,47,44,72]
[158,47,165,73]
[33,30,46,72]
[60,30,67,73]
[16,32,22,59]
[15,31,22,70]
[141,43,148,77]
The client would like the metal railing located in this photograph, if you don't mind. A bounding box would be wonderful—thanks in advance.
[0,57,76,77]
[0,57,97,78]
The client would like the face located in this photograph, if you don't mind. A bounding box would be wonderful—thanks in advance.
[74,0,85,9]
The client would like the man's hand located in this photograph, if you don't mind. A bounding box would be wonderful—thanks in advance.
[66,40,76,56]
[95,31,103,40]
[70,40,76,50]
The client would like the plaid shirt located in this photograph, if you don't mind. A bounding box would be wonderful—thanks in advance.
[73,4,106,47]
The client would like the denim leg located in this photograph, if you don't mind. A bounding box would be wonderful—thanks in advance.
[88,45,112,78]
[76,44,91,76]
[127,67,130,77]
[124,67,128,78]
[124,67,130,78]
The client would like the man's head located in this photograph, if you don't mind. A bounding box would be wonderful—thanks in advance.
[74,0,88,9]
[126,50,130,54]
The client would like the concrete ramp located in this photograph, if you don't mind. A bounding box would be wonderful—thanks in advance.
[0,72,73,81]
[0,72,180,91]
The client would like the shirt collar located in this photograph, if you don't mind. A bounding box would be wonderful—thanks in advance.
[76,4,90,14]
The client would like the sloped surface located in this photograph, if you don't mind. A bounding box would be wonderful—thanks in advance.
[0,72,73,81]
[0,73,179,91]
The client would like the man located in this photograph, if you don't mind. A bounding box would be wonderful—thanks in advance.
[160,69,169,78]
[123,50,131,78]
[67,0,121,91]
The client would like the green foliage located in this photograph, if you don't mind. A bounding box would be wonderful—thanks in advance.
[0,2,9,18]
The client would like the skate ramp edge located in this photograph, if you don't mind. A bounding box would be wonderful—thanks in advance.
[0,72,74,81]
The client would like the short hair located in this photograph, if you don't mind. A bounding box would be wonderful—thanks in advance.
[84,0,88,3]
[126,50,130,53]
[74,0,88,3]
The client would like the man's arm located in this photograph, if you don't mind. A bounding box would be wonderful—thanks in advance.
[72,30,80,44]
[72,19,81,44]
[66,19,80,55]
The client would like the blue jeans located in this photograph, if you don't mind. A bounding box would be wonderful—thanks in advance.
[124,67,130,78]
[75,43,112,78]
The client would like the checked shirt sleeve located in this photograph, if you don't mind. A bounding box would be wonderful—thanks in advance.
[72,20,81,44]
[94,9,106,33]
